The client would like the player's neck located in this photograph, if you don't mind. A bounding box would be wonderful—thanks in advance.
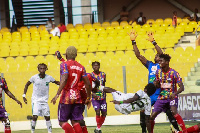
[93,71,100,75]
[67,58,75,61]
[39,73,46,79]
[162,66,170,73]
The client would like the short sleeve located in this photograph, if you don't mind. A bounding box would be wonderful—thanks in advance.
[145,61,151,69]
[174,71,182,83]
[49,76,55,82]
[60,62,68,75]
[136,90,144,98]
[2,78,8,90]
[82,67,87,77]
[29,76,35,83]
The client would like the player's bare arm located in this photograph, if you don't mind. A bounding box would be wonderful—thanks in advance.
[169,81,184,100]
[147,32,163,55]
[128,30,148,66]
[4,89,22,108]
[52,80,60,85]
[51,73,68,105]
[23,81,32,104]
[82,76,92,107]
[112,94,140,104]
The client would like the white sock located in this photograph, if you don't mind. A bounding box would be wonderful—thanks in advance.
[46,120,52,133]
[31,120,36,132]
[96,127,101,130]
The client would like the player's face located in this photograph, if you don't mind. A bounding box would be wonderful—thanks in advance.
[92,63,100,71]
[158,58,168,68]
[154,54,160,63]
[38,66,47,74]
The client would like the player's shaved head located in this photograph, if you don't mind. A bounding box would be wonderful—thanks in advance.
[66,46,77,59]
[145,83,156,97]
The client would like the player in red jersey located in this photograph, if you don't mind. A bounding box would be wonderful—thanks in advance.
[150,54,186,133]
[56,51,100,133]
[0,71,22,133]
[51,46,92,133]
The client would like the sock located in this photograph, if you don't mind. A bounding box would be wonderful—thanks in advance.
[46,120,52,133]
[31,120,36,132]
[166,109,180,131]
[81,126,88,133]
[186,125,199,133]
[4,127,11,133]
[62,122,75,133]
[73,123,82,133]
[96,115,101,129]
[140,111,147,133]
[100,115,106,126]
[150,120,155,133]
[174,114,186,131]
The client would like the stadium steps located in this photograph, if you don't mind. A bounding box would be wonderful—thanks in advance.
[184,61,200,93]
[22,0,54,26]
[176,34,196,49]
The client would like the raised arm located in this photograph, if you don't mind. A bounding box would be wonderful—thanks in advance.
[112,93,140,104]
[146,32,163,55]
[23,81,32,104]
[51,73,68,104]
[129,30,148,66]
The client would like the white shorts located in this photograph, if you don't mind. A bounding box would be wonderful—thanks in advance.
[32,102,50,116]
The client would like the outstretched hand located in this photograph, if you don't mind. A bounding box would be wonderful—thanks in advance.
[23,97,27,104]
[51,95,59,105]
[16,100,22,108]
[55,51,62,60]
[128,30,138,41]
[146,31,155,42]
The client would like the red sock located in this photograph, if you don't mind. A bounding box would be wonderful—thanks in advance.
[174,114,186,130]
[186,125,199,133]
[150,120,155,133]
[5,127,11,133]
[100,115,106,126]
[82,126,88,133]
[62,122,75,133]
[96,115,101,128]
[73,123,82,133]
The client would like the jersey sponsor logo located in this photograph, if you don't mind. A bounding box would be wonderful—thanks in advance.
[46,82,49,86]
[160,90,169,96]
[161,83,171,88]
[70,66,82,71]
[149,77,155,83]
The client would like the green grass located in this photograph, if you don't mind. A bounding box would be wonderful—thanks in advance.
[12,121,200,133]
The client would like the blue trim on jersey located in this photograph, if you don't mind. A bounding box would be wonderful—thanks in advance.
[145,60,161,105]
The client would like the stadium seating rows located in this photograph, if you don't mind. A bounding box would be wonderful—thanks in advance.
[0,19,200,121]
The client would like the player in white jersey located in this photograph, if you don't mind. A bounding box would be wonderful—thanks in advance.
[23,63,60,133]
[99,83,156,133]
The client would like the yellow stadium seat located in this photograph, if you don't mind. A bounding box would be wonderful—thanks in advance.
[60,32,69,40]
[77,45,88,53]
[66,24,74,31]
[87,45,98,52]
[39,47,49,55]
[107,44,116,51]
[49,46,59,54]
[10,49,19,57]
[96,52,105,58]
[175,47,184,54]
[166,26,175,33]
[146,19,155,25]
[29,48,38,56]
[106,26,114,33]
[189,21,197,29]
[164,48,174,55]
[179,22,187,28]
[155,18,163,25]
[75,24,83,29]
[185,25,193,32]
[116,43,127,51]
[35,55,45,63]
[177,17,182,24]
[111,21,119,27]
[164,18,172,26]
[102,22,110,28]
[0,49,10,57]
[84,23,92,30]
[79,32,88,39]
[89,31,98,38]
[93,22,101,29]
[97,45,107,52]
[120,21,128,27]
[182,18,190,23]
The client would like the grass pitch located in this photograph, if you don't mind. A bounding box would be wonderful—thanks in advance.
[12,121,199,133]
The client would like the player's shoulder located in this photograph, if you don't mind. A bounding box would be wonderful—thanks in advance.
[32,74,39,78]
[100,71,106,75]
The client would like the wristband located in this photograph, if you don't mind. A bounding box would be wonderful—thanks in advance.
[22,94,26,97]
[132,40,136,45]
[120,101,123,104]
[152,40,157,46]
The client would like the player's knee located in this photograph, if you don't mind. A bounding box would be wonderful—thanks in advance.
[32,115,38,121]
[102,111,107,116]
[96,110,100,116]
[44,116,50,121]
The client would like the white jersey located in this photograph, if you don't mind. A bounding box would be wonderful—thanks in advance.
[29,74,55,103]
[112,90,151,115]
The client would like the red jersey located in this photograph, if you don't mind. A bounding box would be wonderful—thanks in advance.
[59,60,87,104]
[78,73,96,103]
